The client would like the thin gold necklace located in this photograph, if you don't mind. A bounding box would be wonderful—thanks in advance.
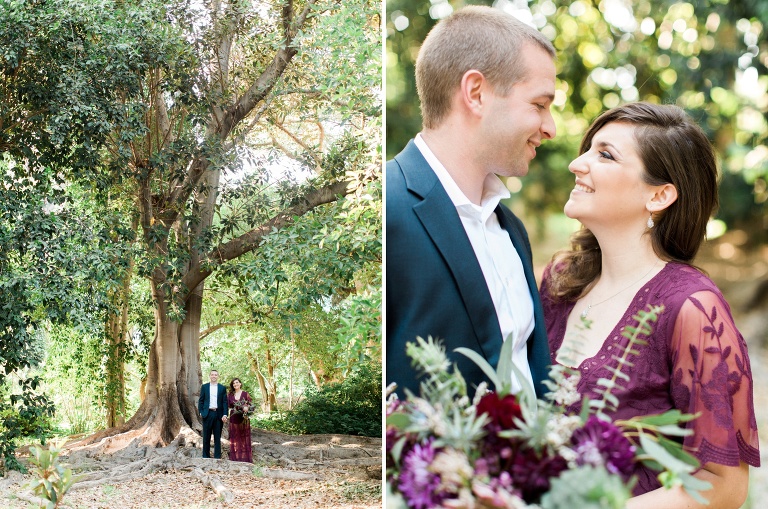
[580,261,659,319]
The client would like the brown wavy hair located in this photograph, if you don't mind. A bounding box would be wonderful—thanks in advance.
[547,102,718,302]
[228,378,243,394]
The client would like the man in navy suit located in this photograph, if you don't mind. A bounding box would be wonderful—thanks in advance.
[386,6,557,399]
[198,369,228,459]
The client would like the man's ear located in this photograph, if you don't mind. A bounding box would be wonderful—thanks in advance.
[459,69,487,118]
[647,183,678,213]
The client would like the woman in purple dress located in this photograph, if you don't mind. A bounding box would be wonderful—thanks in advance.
[227,378,253,463]
[541,102,759,508]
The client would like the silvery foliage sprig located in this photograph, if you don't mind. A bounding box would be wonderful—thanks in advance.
[387,336,489,455]
[581,304,712,503]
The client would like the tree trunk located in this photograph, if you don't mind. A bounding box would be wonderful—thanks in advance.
[128,299,188,445]
[104,238,135,428]
[105,311,127,428]
[266,343,277,412]
[177,285,203,430]
[80,296,188,448]
[250,353,270,413]
[289,322,295,409]
[249,346,279,413]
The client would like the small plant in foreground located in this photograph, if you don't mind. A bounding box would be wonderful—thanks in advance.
[25,441,78,508]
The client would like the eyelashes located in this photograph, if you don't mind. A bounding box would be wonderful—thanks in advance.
[598,150,615,161]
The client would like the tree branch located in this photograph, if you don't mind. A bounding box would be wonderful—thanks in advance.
[199,320,255,340]
[219,0,319,139]
[181,179,349,293]
[272,119,322,170]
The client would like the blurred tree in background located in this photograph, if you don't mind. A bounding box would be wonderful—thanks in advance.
[386,0,768,241]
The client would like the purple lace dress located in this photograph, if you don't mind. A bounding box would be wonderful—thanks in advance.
[227,391,253,463]
[541,262,760,495]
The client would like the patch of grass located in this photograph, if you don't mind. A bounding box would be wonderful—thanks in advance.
[338,480,382,502]
[251,457,279,477]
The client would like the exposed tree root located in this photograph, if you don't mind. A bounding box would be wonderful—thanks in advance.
[258,468,316,480]
[63,427,324,498]
[8,491,48,507]
[191,468,234,502]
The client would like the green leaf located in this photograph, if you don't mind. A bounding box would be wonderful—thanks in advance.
[634,410,700,426]
[454,347,501,391]
[386,412,412,429]
[656,435,700,467]
[509,359,536,415]
[495,332,515,393]
[639,434,695,474]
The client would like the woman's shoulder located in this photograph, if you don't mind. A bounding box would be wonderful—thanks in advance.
[655,262,721,294]
[648,262,725,314]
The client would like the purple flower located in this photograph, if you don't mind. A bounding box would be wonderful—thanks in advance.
[571,416,636,480]
[398,439,445,509]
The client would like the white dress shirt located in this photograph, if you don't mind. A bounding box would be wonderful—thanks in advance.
[209,383,218,410]
[415,134,535,393]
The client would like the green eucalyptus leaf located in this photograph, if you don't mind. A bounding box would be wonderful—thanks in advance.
[386,412,412,429]
[639,434,695,474]
[454,347,501,391]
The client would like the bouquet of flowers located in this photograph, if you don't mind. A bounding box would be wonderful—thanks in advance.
[386,304,711,509]
[231,398,253,418]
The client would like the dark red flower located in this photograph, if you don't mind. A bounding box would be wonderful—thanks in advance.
[476,392,522,431]
[508,446,568,503]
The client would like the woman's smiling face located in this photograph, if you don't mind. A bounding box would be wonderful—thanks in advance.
[564,122,657,230]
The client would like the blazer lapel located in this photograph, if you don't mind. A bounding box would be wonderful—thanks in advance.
[397,142,502,357]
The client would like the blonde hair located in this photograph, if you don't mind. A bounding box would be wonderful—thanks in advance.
[415,6,555,129]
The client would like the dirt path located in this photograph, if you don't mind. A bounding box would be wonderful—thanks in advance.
[1,428,382,509]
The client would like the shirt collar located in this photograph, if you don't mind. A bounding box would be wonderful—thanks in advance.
[414,133,510,221]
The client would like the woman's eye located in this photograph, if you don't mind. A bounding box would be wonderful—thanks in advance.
[599,150,614,160]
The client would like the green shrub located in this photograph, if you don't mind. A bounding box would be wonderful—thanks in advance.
[26,441,78,508]
[1,376,55,473]
[253,362,381,437]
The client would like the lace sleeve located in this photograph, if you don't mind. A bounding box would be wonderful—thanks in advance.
[669,290,760,467]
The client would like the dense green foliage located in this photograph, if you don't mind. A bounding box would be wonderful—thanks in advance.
[386,0,768,238]
[252,362,382,437]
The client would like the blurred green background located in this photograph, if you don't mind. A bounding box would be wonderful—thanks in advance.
[386,0,767,241]
[386,1,768,507]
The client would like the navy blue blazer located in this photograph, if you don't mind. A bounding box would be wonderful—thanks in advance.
[386,140,551,398]
[198,383,228,419]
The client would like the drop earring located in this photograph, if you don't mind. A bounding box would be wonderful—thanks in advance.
[647,214,655,229]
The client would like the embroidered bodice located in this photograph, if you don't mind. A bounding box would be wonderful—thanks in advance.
[541,262,760,494]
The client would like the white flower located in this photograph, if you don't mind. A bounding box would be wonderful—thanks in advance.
[558,446,579,467]
[472,382,490,406]
[545,414,583,451]
[551,372,581,406]
[441,487,476,509]
[471,480,530,508]
[431,447,473,490]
